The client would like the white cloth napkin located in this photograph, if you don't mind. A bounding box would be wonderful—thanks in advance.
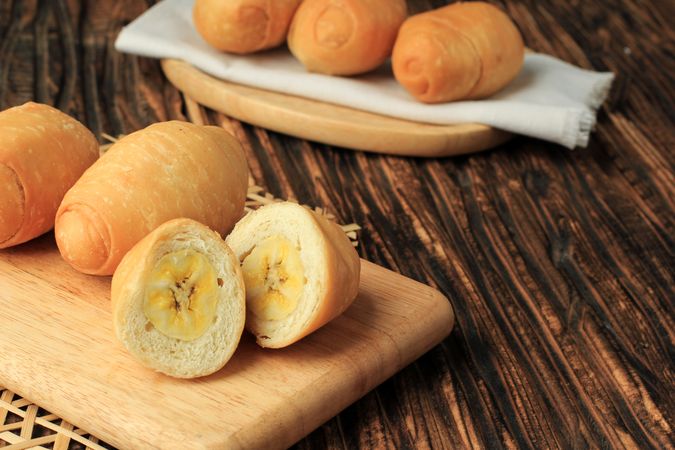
[115,0,614,149]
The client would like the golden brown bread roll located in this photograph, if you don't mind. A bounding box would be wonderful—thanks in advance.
[226,202,360,348]
[193,0,303,54]
[392,2,525,103]
[288,0,407,75]
[55,121,248,276]
[0,102,98,249]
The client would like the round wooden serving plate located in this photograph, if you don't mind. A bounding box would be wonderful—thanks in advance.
[161,59,512,157]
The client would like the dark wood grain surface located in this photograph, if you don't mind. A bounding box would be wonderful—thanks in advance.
[1,0,673,448]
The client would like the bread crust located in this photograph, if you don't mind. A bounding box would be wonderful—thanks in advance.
[392,1,524,103]
[112,218,246,378]
[55,121,248,276]
[288,0,407,75]
[193,0,302,54]
[292,208,360,345]
[0,102,98,248]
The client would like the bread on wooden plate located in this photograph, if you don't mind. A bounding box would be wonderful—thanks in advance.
[392,1,525,103]
[225,201,360,348]
[112,218,246,378]
[288,0,407,75]
[193,0,302,54]
[0,102,98,248]
[55,120,248,276]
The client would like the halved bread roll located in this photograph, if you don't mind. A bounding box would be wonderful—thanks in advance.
[112,218,246,378]
[55,120,248,276]
[226,202,360,348]
[193,0,302,54]
[0,102,98,248]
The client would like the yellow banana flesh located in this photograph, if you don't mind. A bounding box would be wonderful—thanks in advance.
[144,249,219,341]
[241,235,304,321]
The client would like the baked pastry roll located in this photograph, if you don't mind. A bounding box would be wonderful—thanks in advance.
[0,102,98,248]
[226,202,360,348]
[193,0,303,54]
[392,1,525,103]
[288,0,407,75]
[55,121,248,276]
[112,218,246,378]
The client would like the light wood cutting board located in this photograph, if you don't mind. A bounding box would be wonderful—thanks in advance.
[0,233,454,450]
[161,59,512,158]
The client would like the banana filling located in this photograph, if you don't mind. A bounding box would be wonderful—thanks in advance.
[241,235,304,321]
[144,249,219,341]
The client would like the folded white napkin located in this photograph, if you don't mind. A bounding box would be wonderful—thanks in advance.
[115,0,614,149]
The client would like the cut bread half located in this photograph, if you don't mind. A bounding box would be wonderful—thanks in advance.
[112,218,245,378]
[226,202,360,348]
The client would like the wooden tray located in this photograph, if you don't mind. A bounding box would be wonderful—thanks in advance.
[161,59,512,158]
[0,233,454,449]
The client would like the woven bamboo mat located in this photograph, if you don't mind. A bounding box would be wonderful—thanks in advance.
[0,387,110,449]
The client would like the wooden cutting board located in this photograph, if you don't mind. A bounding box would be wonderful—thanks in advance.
[0,233,454,450]
[161,59,512,158]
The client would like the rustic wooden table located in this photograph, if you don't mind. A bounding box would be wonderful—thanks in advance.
[1,0,673,448]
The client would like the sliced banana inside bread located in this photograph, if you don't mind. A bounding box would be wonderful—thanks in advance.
[226,202,360,348]
[112,218,245,378]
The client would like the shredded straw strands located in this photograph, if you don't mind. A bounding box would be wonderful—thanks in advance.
[99,132,120,155]
[0,387,108,450]
[99,134,361,247]
[246,178,361,247]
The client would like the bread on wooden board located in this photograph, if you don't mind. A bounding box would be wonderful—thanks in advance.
[55,120,248,276]
[0,102,98,249]
[225,201,360,348]
[392,1,525,103]
[112,218,246,378]
[288,0,407,76]
[193,0,303,54]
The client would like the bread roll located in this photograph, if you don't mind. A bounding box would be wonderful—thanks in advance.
[288,0,407,75]
[392,2,525,103]
[0,102,98,248]
[112,218,246,378]
[226,202,360,348]
[193,0,302,54]
[55,121,248,276]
